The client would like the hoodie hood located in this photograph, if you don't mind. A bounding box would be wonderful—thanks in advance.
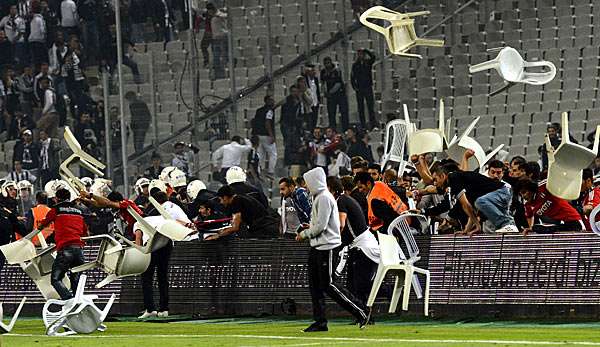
[303,167,327,196]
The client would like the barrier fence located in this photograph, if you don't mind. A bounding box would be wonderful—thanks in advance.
[3,233,600,318]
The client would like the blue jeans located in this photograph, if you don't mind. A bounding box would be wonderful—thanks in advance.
[474,186,515,229]
[51,245,85,300]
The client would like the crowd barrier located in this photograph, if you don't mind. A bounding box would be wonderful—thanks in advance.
[3,233,600,318]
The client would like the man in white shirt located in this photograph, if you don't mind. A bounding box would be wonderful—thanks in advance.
[303,63,321,130]
[60,0,79,37]
[29,5,47,66]
[0,5,27,65]
[38,77,59,137]
[212,136,252,183]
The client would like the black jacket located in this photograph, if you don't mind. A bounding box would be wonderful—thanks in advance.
[13,141,40,170]
[351,50,376,91]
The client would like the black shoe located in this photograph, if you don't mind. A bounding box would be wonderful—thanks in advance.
[358,308,372,329]
[302,322,328,332]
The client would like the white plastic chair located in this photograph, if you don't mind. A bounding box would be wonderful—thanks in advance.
[470,47,556,95]
[359,6,444,58]
[43,275,115,336]
[546,112,600,200]
[0,297,26,333]
[72,234,151,288]
[366,231,430,316]
[60,127,106,192]
[381,118,411,173]
[405,100,450,156]
[446,117,505,172]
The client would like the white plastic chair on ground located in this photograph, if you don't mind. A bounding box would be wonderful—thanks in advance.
[404,100,450,156]
[367,214,430,316]
[546,112,600,200]
[469,47,556,95]
[360,6,444,58]
[0,297,26,333]
[381,118,411,173]
[446,117,505,172]
[43,275,115,336]
[72,234,151,288]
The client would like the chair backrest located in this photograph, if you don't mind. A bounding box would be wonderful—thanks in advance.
[405,100,448,156]
[0,297,26,333]
[377,232,402,266]
[386,214,428,261]
[381,118,410,171]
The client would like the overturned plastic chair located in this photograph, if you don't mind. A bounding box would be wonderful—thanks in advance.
[405,100,450,156]
[546,112,600,200]
[43,275,115,336]
[470,47,556,95]
[1,230,69,299]
[360,6,444,58]
[60,126,106,192]
[446,117,505,172]
[367,227,430,317]
[0,297,26,333]
[381,118,411,173]
[72,234,151,288]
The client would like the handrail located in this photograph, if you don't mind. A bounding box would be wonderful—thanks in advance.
[114,0,414,173]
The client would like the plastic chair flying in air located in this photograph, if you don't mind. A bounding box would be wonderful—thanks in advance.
[445,117,505,172]
[0,297,26,333]
[545,112,600,200]
[359,6,444,58]
[469,47,556,95]
[43,275,115,336]
[404,100,451,156]
[60,126,106,192]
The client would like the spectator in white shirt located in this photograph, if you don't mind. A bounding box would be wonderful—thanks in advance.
[5,160,37,183]
[38,77,59,137]
[0,5,27,65]
[212,136,252,183]
[29,4,47,66]
[60,0,79,37]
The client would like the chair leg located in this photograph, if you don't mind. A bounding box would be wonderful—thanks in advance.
[388,274,405,313]
[401,268,414,311]
[414,38,445,47]
[414,267,431,316]
[367,268,387,307]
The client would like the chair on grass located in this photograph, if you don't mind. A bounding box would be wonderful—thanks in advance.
[546,112,600,200]
[381,118,411,174]
[469,47,556,95]
[367,214,430,316]
[43,275,115,336]
[72,234,151,288]
[0,297,26,333]
[360,6,444,58]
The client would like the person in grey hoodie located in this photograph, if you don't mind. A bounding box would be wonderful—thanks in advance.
[296,167,368,332]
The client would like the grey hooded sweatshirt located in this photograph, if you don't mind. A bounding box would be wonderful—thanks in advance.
[300,167,342,250]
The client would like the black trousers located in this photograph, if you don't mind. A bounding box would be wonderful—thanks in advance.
[309,106,319,130]
[0,250,5,273]
[308,248,367,324]
[141,242,173,312]
[346,248,378,306]
[326,94,349,132]
[356,88,375,129]
[51,245,85,300]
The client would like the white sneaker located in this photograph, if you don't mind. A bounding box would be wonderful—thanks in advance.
[157,311,169,318]
[138,310,157,319]
[495,225,519,233]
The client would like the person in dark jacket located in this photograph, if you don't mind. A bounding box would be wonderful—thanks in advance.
[0,190,26,272]
[321,56,349,132]
[126,91,151,154]
[251,95,277,176]
[13,129,40,172]
[346,128,373,163]
[351,49,376,130]
[281,85,305,166]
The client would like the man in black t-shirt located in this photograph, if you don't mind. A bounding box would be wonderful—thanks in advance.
[431,164,518,235]
[206,185,278,240]
[327,177,379,306]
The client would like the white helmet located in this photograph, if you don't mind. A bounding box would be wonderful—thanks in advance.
[80,177,94,190]
[148,179,168,193]
[167,168,187,188]
[17,180,33,196]
[186,180,206,201]
[225,166,247,184]
[135,177,150,194]
[90,178,112,198]
[1,180,17,198]
[44,179,78,201]
[159,166,177,183]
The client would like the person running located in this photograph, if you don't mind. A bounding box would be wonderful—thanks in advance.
[297,167,369,332]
